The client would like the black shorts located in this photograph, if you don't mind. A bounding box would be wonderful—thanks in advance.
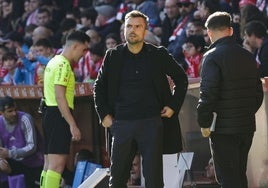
[42,106,72,154]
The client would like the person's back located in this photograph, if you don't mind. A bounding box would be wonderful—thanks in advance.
[197,11,263,188]
[202,37,261,133]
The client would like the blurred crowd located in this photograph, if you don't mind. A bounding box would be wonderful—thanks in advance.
[0,0,268,86]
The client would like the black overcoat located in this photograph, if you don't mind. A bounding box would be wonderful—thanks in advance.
[94,42,188,154]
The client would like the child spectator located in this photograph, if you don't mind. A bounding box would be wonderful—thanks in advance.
[105,33,121,50]
[0,46,8,82]
[16,38,54,85]
[182,35,205,78]
[0,52,18,85]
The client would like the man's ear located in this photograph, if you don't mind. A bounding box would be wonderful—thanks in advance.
[207,29,212,38]
[229,27,234,36]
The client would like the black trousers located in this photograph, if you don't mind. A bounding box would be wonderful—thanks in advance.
[109,116,164,188]
[210,133,254,188]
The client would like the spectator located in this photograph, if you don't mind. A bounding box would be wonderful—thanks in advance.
[16,38,54,85]
[169,19,204,70]
[128,153,141,186]
[0,45,8,67]
[24,24,37,47]
[75,29,102,82]
[26,0,41,26]
[167,0,196,65]
[182,35,205,78]
[36,7,58,33]
[0,46,9,83]
[20,0,32,27]
[243,20,268,77]
[1,31,29,54]
[59,18,77,37]
[36,8,52,27]
[79,7,98,32]
[95,5,122,39]
[65,8,83,30]
[132,0,161,32]
[105,32,121,50]
[0,52,18,85]
[195,0,221,23]
[32,26,53,45]
[159,0,181,47]
[84,42,104,82]
[239,4,267,40]
[0,0,21,36]
[87,29,103,46]
[115,0,133,23]
[14,46,35,85]
[0,96,44,188]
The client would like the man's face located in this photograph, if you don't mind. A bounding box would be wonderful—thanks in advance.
[29,0,39,12]
[197,1,209,20]
[125,17,147,45]
[244,32,258,49]
[37,12,50,26]
[178,3,193,17]
[164,0,180,20]
[3,59,16,71]
[2,106,17,124]
[130,155,141,180]
[86,30,101,45]
[183,42,197,57]
[35,46,51,57]
[95,14,106,27]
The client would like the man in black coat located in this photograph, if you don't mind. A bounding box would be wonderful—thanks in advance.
[197,12,263,188]
[94,10,188,188]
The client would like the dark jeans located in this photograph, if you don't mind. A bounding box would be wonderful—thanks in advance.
[109,116,164,188]
[210,133,254,188]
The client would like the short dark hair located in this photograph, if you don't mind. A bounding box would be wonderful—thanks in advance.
[60,18,76,32]
[37,7,51,17]
[0,96,16,111]
[105,33,121,44]
[205,11,232,30]
[66,30,90,44]
[185,35,206,52]
[2,52,17,62]
[125,10,149,29]
[244,20,267,38]
[80,7,98,23]
[89,42,104,57]
[35,38,53,48]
